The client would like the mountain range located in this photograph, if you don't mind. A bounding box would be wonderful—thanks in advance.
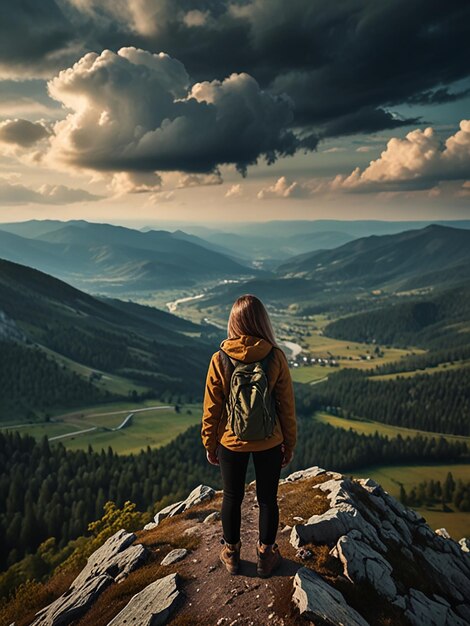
[277,224,470,291]
[0,220,256,294]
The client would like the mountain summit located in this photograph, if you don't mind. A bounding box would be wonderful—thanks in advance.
[24,466,470,626]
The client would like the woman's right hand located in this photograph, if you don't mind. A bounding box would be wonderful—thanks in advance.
[206,448,219,465]
[281,444,294,468]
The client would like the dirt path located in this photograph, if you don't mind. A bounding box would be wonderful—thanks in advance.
[169,483,317,625]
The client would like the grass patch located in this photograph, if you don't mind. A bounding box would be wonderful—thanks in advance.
[313,411,470,445]
[370,359,470,381]
[0,570,77,626]
[5,401,203,455]
[278,475,331,526]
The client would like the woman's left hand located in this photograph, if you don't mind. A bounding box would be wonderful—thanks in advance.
[206,448,219,465]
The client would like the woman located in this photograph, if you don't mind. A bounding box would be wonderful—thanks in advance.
[201,294,297,577]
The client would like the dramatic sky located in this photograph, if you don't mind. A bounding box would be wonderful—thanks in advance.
[0,0,469,225]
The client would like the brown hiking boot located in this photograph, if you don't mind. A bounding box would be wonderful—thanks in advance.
[219,538,241,574]
[256,541,282,578]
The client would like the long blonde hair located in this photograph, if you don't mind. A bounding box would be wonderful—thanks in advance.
[227,294,279,346]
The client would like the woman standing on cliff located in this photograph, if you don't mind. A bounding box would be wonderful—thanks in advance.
[201,294,297,577]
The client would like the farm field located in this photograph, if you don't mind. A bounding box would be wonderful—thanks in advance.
[370,359,470,381]
[3,400,202,455]
[349,463,470,539]
[63,406,201,454]
[313,412,470,445]
[290,366,329,383]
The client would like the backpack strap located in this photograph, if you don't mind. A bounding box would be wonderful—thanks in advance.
[259,347,274,374]
[218,349,236,389]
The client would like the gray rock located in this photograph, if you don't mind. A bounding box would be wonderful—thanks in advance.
[153,484,215,525]
[161,548,189,566]
[283,466,326,482]
[73,530,146,589]
[335,530,397,600]
[317,478,356,506]
[107,573,182,626]
[290,504,386,552]
[413,546,470,602]
[154,500,186,525]
[184,484,215,508]
[459,537,470,553]
[405,587,468,626]
[143,521,158,531]
[203,511,220,523]
[292,566,370,626]
[31,575,113,626]
[356,477,381,494]
[392,595,407,610]
[436,528,451,539]
[378,519,403,546]
[31,530,147,626]
[455,604,470,622]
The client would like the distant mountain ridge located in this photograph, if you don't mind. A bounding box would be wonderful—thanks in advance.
[0,220,256,294]
[277,224,470,290]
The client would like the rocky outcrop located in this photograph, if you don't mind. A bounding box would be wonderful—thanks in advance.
[292,566,370,626]
[149,484,216,528]
[106,573,182,626]
[31,530,147,626]
[26,469,470,626]
[288,468,470,625]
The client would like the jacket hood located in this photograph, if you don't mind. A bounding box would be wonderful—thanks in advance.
[220,334,273,363]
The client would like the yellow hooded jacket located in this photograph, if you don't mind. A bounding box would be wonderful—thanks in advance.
[201,335,297,455]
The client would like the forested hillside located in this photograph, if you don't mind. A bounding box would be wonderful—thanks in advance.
[324,282,470,349]
[295,367,470,435]
[0,258,217,420]
[0,342,115,419]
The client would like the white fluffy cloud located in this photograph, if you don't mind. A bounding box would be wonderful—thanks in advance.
[44,47,299,177]
[0,180,102,204]
[109,171,162,195]
[225,183,242,198]
[176,173,222,188]
[257,176,309,199]
[331,120,470,192]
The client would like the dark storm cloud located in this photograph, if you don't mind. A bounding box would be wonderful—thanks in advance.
[0,0,83,77]
[46,48,301,175]
[1,0,469,162]
[117,0,470,137]
[317,107,421,139]
[0,119,50,146]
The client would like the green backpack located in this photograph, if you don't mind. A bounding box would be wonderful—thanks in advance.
[219,348,277,442]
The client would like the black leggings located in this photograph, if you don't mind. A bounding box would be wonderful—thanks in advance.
[217,443,283,545]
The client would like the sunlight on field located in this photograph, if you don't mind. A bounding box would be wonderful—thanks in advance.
[3,400,201,455]
[290,366,329,383]
[313,412,470,445]
[2,422,84,439]
[62,405,201,454]
[371,359,470,381]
